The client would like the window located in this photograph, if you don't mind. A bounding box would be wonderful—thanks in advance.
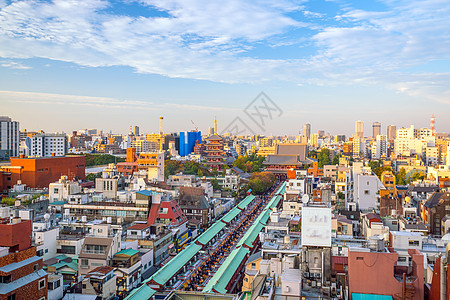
[364,190,369,195]
[39,278,46,289]
[0,275,12,283]
[7,294,16,300]
[251,263,256,269]
[81,259,89,268]
[356,257,364,260]
[34,264,39,271]
[398,257,407,262]
[409,240,420,246]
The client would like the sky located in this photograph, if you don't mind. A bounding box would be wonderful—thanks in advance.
[0,0,449,136]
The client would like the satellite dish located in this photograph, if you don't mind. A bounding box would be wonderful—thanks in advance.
[302,194,310,204]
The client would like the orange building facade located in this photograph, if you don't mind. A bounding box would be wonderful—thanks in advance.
[1,155,85,189]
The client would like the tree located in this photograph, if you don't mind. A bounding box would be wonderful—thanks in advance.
[396,168,407,185]
[232,155,246,171]
[1,197,15,206]
[248,171,275,194]
[332,155,339,165]
[211,178,221,190]
[86,172,102,182]
[412,171,425,182]
[317,148,331,168]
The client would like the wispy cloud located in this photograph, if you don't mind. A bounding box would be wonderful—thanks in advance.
[0,0,449,104]
[0,90,238,112]
[0,60,31,69]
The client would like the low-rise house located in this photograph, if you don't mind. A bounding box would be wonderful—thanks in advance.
[112,249,142,297]
[81,266,117,300]
[78,234,121,276]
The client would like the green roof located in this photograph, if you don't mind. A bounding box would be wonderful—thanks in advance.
[126,284,156,300]
[220,206,241,223]
[259,211,270,225]
[196,221,226,245]
[203,246,249,293]
[151,242,202,285]
[116,249,139,256]
[352,294,393,300]
[50,201,67,205]
[240,223,264,248]
[237,195,255,209]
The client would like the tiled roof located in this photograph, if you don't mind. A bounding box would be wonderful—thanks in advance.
[424,192,444,208]
[127,223,151,230]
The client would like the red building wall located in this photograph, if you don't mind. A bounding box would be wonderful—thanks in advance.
[0,274,48,300]
[348,249,423,300]
[9,156,85,188]
[0,219,32,252]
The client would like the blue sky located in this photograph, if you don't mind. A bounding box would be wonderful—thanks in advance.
[0,0,449,136]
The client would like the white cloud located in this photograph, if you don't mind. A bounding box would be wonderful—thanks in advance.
[0,90,239,112]
[0,60,31,69]
[0,0,449,104]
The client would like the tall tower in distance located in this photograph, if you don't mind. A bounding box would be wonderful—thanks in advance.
[159,116,164,151]
[387,125,396,141]
[431,114,436,136]
[214,116,217,135]
[303,123,311,141]
[372,122,381,138]
[132,126,139,136]
[355,120,364,139]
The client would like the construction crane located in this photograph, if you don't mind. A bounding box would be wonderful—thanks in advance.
[191,120,198,131]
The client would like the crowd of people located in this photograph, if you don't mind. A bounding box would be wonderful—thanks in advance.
[182,183,281,292]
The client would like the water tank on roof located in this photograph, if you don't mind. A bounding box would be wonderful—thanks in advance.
[81,216,87,223]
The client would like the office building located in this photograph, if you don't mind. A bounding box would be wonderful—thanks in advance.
[0,116,20,159]
[29,133,68,157]
[387,125,396,141]
[372,122,381,138]
[355,120,364,139]
[303,123,311,140]
[132,125,139,136]
[179,131,202,156]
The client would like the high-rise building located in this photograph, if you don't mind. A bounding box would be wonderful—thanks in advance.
[132,126,139,136]
[372,122,381,138]
[371,135,387,159]
[355,121,364,139]
[318,130,325,138]
[179,131,202,156]
[303,123,311,140]
[29,133,68,157]
[387,125,396,141]
[0,116,20,159]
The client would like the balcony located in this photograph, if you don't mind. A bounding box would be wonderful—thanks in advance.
[82,249,106,255]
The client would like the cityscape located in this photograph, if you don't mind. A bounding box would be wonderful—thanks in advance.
[1,0,450,300]
[0,115,449,300]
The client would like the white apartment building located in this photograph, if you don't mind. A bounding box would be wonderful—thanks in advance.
[371,135,387,159]
[49,176,82,203]
[395,125,435,157]
[0,116,20,159]
[425,146,439,165]
[30,133,67,157]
